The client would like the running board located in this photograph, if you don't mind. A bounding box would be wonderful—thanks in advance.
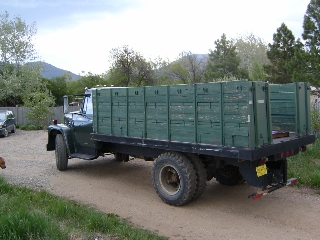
[248,178,298,200]
[70,153,97,160]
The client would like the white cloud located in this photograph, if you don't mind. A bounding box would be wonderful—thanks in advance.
[35,0,311,75]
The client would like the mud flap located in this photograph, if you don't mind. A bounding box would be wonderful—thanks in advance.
[238,162,268,188]
[238,159,294,199]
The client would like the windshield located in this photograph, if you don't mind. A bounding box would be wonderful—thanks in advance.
[0,113,5,120]
[82,93,93,115]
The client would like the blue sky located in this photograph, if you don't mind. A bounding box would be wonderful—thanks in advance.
[0,0,311,75]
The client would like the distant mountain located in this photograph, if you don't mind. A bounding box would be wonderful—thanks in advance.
[39,62,80,80]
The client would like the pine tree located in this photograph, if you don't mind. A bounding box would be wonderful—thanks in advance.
[302,0,320,86]
[204,34,246,81]
[264,23,296,83]
[286,39,310,83]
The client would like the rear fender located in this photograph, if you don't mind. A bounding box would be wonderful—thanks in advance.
[47,124,76,155]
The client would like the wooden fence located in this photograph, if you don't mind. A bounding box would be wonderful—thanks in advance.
[0,106,80,126]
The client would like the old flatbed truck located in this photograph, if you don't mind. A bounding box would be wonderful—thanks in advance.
[47,80,315,205]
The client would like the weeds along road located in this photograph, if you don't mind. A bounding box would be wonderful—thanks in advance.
[1,130,320,240]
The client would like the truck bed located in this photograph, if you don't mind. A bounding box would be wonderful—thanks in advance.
[91,132,315,161]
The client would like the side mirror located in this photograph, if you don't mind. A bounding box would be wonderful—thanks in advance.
[63,95,69,114]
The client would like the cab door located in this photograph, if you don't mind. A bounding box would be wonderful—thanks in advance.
[73,91,95,148]
[73,114,94,148]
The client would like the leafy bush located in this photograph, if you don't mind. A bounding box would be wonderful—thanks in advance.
[23,89,55,126]
[288,136,320,188]
[18,124,44,130]
[311,104,320,134]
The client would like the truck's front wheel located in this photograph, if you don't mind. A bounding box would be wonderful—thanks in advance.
[152,152,197,206]
[55,134,68,171]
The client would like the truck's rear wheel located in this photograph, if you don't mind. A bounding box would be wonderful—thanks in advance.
[55,134,68,171]
[152,152,197,206]
[215,165,243,186]
[186,154,207,200]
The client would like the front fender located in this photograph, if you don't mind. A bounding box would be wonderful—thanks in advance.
[47,124,76,155]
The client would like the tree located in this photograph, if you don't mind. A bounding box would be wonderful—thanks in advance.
[0,12,44,106]
[251,61,267,81]
[0,11,37,64]
[302,0,320,85]
[175,51,206,83]
[108,46,154,87]
[43,73,71,106]
[204,33,247,81]
[149,57,172,85]
[23,87,55,127]
[67,72,107,98]
[233,33,269,80]
[286,39,310,82]
[264,23,296,83]
[168,62,189,84]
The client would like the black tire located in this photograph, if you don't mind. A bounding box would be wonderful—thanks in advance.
[215,165,244,186]
[152,152,197,206]
[11,125,16,133]
[186,154,207,200]
[114,153,129,162]
[55,134,68,171]
[3,129,8,137]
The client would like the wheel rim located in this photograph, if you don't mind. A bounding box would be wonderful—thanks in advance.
[4,129,8,137]
[159,165,181,195]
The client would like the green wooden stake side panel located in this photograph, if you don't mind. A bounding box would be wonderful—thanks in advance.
[128,87,145,138]
[270,83,296,132]
[304,82,311,134]
[145,86,168,140]
[111,88,128,136]
[222,81,251,148]
[196,83,222,145]
[92,80,273,148]
[253,82,272,147]
[169,85,195,142]
[270,82,311,135]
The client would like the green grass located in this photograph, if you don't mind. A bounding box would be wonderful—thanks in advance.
[0,177,166,240]
[288,136,320,188]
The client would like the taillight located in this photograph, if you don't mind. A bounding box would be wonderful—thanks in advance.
[52,120,58,125]
[252,193,263,200]
[280,149,296,158]
[301,146,307,152]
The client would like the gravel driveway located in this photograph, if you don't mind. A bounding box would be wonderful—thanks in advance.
[1,130,320,239]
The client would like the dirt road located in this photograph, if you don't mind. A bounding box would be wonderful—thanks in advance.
[1,130,320,239]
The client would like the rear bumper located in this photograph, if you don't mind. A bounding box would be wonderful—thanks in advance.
[249,178,298,199]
